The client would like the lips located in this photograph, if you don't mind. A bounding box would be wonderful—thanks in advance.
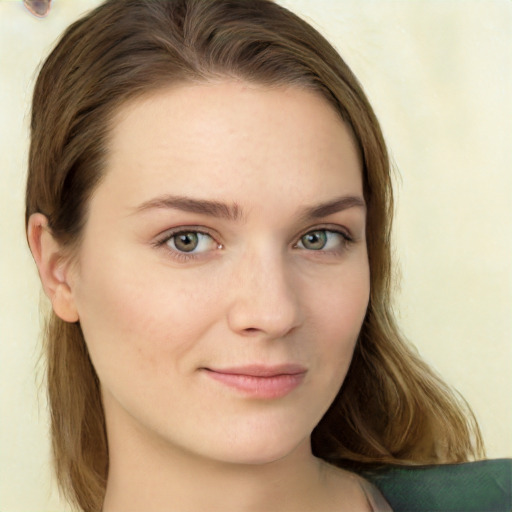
[202,364,307,399]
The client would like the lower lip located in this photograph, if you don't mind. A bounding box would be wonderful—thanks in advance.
[203,370,305,399]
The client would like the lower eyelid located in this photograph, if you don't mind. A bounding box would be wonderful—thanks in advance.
[296,229,352,249]
[155,230,223,263]
[154,227,354,258]
[172,232,214,248]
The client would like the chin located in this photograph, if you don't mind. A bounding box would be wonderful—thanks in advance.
[193,423,313,467]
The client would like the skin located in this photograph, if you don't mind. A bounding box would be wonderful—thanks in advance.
[29,82,372,511]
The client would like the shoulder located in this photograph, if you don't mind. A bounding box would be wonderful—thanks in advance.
[357,459,512,512]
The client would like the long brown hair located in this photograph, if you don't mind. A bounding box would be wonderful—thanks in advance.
[26,0,484,510]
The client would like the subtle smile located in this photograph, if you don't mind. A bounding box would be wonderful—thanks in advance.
[201,365,307,399]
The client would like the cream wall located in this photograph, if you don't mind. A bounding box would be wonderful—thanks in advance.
[0,1,510,510]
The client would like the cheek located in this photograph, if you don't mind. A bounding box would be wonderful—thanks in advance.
[307,263,369,374]
[72,249,221,384]
[313,263,370,337]
[290,264,369,425]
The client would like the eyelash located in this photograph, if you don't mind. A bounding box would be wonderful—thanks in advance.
[296,227,354,255]
[153,225,354,263]
[153,227,220,263]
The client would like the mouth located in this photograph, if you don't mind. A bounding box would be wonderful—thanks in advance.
[201,364,307,399]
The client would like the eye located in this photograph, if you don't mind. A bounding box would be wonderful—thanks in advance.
[153,228,222,263]
[296,229,350,251]
[165,230,219,254]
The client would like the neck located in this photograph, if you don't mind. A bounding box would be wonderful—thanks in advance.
[103,435,331,511]
[100,393,370,512]
[101,410,353,512]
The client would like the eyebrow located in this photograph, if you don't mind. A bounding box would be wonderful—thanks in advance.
[133,195,244,221]
[298,195,366,222]
[132,193,365,222]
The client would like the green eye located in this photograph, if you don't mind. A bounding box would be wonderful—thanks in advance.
[297,229,351,252]
[300,230,328,250]
[173,232,199,252]
[156,229,221,260]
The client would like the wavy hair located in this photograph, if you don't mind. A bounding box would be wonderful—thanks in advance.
[25,0,484,510]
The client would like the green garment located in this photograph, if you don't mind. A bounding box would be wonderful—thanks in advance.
[359,459,512,512]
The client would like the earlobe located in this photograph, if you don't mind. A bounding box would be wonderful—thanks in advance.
[27,213,79,323]
[51,283,80,323]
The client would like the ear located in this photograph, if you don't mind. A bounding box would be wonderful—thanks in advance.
[27,213,79,323]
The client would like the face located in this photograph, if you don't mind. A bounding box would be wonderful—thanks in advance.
[67,81,369,465]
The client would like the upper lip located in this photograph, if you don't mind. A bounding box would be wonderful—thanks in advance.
[203,364,307,377]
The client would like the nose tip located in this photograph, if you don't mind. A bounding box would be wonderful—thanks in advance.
[228,303,299,339]
[226,259,303,339]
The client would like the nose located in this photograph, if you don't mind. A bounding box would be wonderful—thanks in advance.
[226,248,303,339]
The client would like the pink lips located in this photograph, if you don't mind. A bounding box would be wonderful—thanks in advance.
[202,364,306,399]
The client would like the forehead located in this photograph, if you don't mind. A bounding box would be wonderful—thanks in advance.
[98,81,362,214]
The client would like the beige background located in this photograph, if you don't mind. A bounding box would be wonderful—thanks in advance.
[1,0,510,510]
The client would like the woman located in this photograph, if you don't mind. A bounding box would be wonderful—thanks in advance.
[25,0,499,511]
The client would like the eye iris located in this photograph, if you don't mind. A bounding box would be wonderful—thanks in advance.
[174,232,199,252]
[302,230,327,250]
